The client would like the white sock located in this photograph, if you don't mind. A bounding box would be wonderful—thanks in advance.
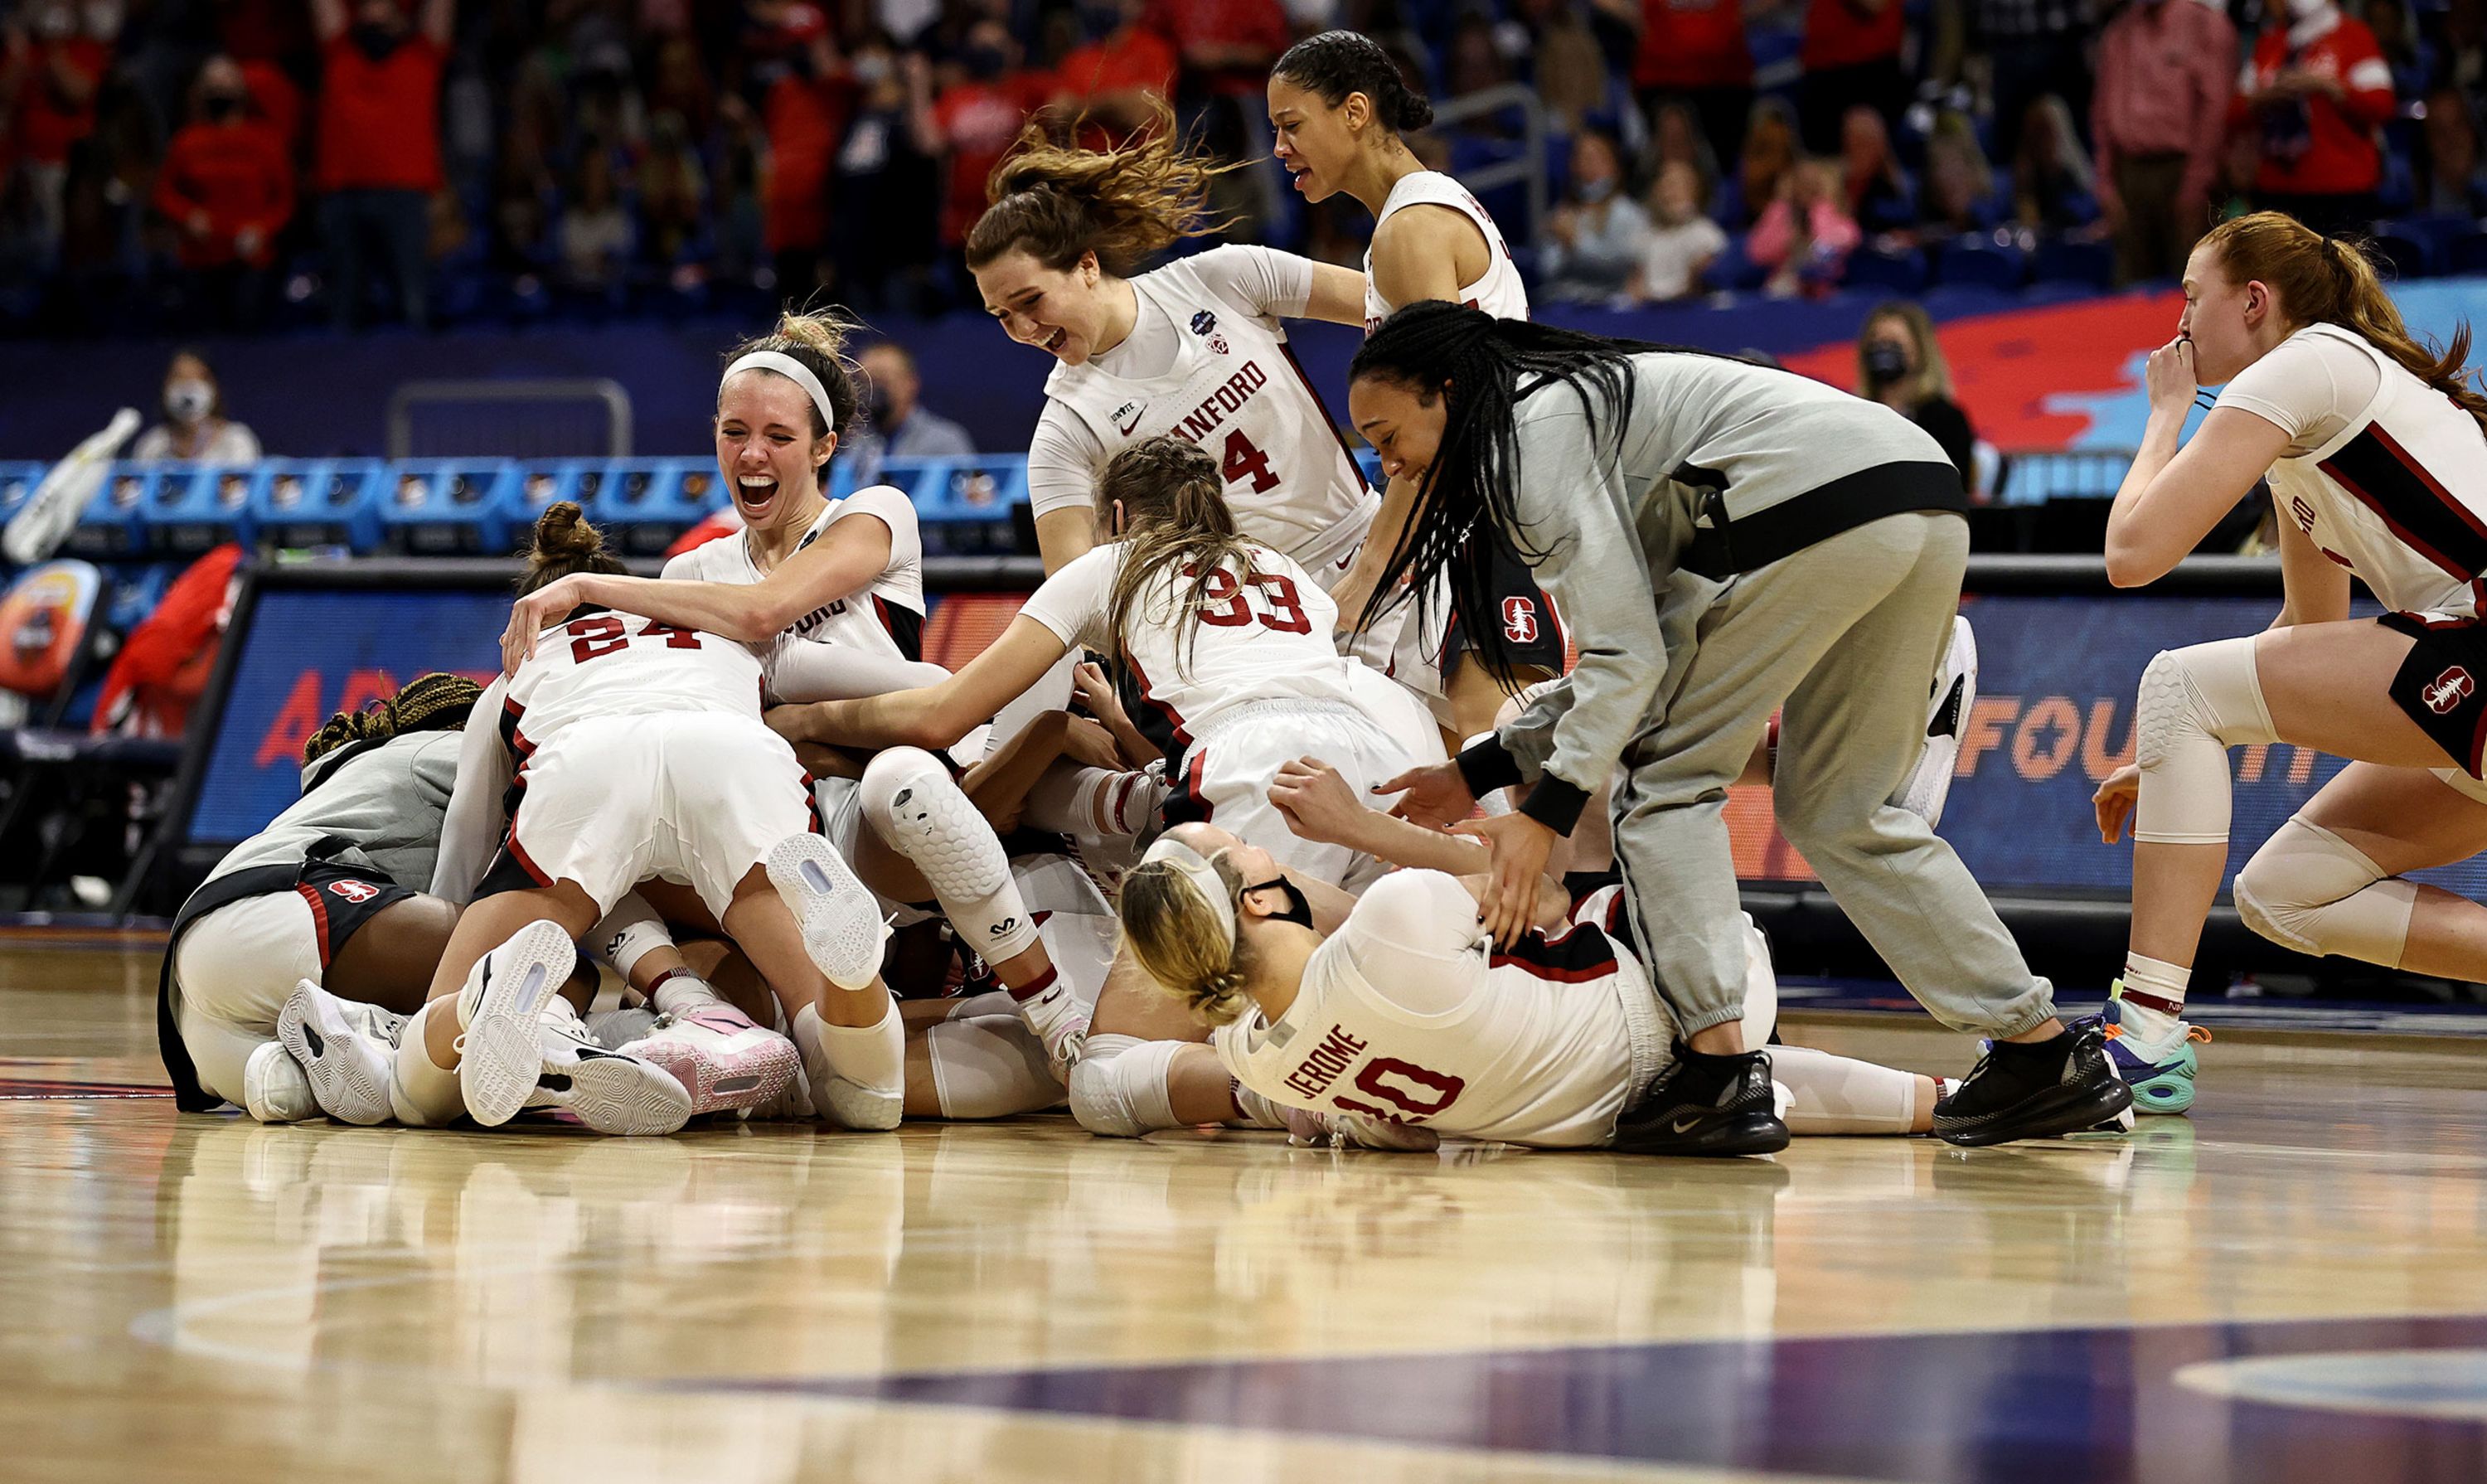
[794,1001,904,1095]
[648,971,725,1018]
[2118,952,2189,1045]
[388,1001,465,1126]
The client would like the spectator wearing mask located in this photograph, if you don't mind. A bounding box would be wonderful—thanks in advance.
[832,38,940,310]
[844,342,974,483]
[933,19,1047,248]
[1854,303,1976,483]
[152,54,293,328]
[749,5,853,299]
[1541,129,1655,303]
[1054,0,1177,139]
[1631,0,1754,172]
[2422,85,2487,215]
[312,0,452,330]
[2234,0,2395,235]
[1840,104,1915,235]
[1796,0,1905,155]
[2093,0,2236,285]
[1634,158,1728,301]
[5,0,109,265]
[130,349,263,463]
[1748,157,1860,296]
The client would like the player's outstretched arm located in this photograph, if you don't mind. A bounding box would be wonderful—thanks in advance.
[775,616,1070,753]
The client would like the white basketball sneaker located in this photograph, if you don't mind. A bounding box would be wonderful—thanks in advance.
[276,979,406,1126]
[453,919,582,1128]
[1010,968,1090,1083]
[240,1038,318,1123]
[628,1004,800,1116]
[790,1005,903,1132]
[1893,613,1979,827]
[522,998,693,1136]
[767,833,890,992]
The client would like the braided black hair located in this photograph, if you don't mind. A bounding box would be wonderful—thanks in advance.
[303,672,482,769]
[1349,302,1742,684]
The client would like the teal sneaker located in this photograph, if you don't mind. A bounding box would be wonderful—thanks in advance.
[2103,986,2208,1115]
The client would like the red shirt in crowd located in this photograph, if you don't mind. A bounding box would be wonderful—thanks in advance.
[764,70,854,252]
[1143,0,1288,96]
[1634,0,1753,91]
[935,71,1048,245]
[1801,0,1903,72]
[1056,26,1178,105]
[153,118,295,268]
[2234,11,2396,196]
[313,32,445,193]
[13,36,109,167]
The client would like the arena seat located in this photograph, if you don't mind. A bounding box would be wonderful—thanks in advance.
[2366,228,2432,282]
[1845,247,1930,295]
[861,457,1032,557]
[376,459,524,556]
[64,463,159,561]
[507,458,722,555]
[141,466,261,556]
[2032,237,2113,289]
[2454,231,2487,277]
[247,459,387,554]
[1933,239,2029,292]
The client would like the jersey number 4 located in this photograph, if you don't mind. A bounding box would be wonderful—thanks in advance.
[567,614,703,663]
[1219,429,1278,493]
[1185,564,1311,634]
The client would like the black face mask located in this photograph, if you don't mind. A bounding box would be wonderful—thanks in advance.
[203,93,242,122]
[1864,340,1912,387]
[1244,876,1315,931]
[352,22,402,61]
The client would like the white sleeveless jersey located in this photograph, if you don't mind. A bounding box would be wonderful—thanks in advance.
[1016,541,1370,758]
[2252,324,2487,618]
[1363,170,1530,331]
[502,610,765,755]
[662,486,927,661]
[1041,248,1376,576]
[1214,871,1645,1148]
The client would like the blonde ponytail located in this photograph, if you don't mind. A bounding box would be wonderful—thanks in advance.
[1119,853,1257,1026]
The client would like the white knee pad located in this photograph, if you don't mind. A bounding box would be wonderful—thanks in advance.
[860,745,1040,963]
[1767,1045,1918,1134]
[1067,1031,1183,1138]
[2132,638,2279,846]
[2233,817,2418,967]
[925,1014,1064,1119]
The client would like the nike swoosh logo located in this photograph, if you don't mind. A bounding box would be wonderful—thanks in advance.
[1118,414,1143,435]
[1669,1114,1704,1134]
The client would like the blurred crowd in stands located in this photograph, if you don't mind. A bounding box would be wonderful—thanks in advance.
[0,0,2481,337]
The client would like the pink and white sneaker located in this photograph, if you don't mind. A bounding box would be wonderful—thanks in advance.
[626,1003,800,1117]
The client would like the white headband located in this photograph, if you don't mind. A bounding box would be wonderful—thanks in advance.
[1140,837,1235,951]
[723,350,839,434]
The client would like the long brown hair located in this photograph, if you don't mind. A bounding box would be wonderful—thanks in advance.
[517,501,628,596]
[1095,434,1258,677]
[2203,211,2487,439]
[964,99,1234,274]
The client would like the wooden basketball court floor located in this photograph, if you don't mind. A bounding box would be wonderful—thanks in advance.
[11,943,2487,1484]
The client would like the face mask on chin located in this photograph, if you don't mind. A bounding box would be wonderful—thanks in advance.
[1578,176,1616,205]
[165,380,215,424]
[1244,875,1316,931]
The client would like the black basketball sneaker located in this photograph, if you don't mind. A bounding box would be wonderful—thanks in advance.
[1611,1042,1791,1157]
[1933,1018,2132,1147]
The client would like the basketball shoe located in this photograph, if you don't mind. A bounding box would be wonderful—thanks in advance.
[628,1004,800,1116]
[1892,613,1978,827]
[766,832,890,992]
[1611,1042,1790,1157]
[2102,987,2208,1115]
[276,979,406,1126]
[240,1039,318,1123]
[1934,1018,2131,1146]
[453,919,583,1128]
[521,997,693,1136]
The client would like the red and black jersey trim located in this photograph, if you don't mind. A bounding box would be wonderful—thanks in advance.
[2320,424,2487,581]
[872,594,926,662]
[1161,751,1214,827]
[499,694,537,762]
[1491,917,1622,984]
[1117,652,1191,769]
[1278,341,1373,496]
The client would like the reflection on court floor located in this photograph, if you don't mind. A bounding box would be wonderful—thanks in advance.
[8,949,2487,1484]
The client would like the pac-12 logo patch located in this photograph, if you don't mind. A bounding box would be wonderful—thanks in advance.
[1500,596,1540,644]
[2426,666,2475,715]
[328,880,382,904]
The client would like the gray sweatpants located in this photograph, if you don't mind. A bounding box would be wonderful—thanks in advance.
[1609,512,2055,1040]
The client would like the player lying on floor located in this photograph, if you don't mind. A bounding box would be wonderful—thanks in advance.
[1118,822,1945,1153]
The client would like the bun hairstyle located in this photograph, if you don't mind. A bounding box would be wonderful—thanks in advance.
[965,98,1234,275]
[517,501,629,596]
[1118,850,1255,1026]
[720,305,863,451]
[302,672,482,768]
[1273,31,1434,134]
[2200,211,2487,440]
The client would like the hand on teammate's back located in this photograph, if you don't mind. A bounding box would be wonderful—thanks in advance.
[1376,760,1475,828]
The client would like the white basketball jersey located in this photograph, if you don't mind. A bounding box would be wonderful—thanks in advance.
[2261,324,2487,618]
[501,610,765,754]
[662,487,927,660]
[1214,871,1643,1148]
[1016,541,1370,760]
[1363,170,1530,331]
[1045,250,1375,575]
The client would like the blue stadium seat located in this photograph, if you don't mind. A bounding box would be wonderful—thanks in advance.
[139,466,259,555]
[2032,237,2114,289]
[376,459,524,556]
[64,463,159,560]
[0,461,47,540]
[2453,231,2487,277]
[248,459,388,553]
[1933,238,2029,291]
[516,458,719,555]
[2386,211,2469,268]
[1700,235,1769,293]
[2367,228,2434,280]
[102,563,175,634]
[875,456,1031,557]
[1844,247,1929,295]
